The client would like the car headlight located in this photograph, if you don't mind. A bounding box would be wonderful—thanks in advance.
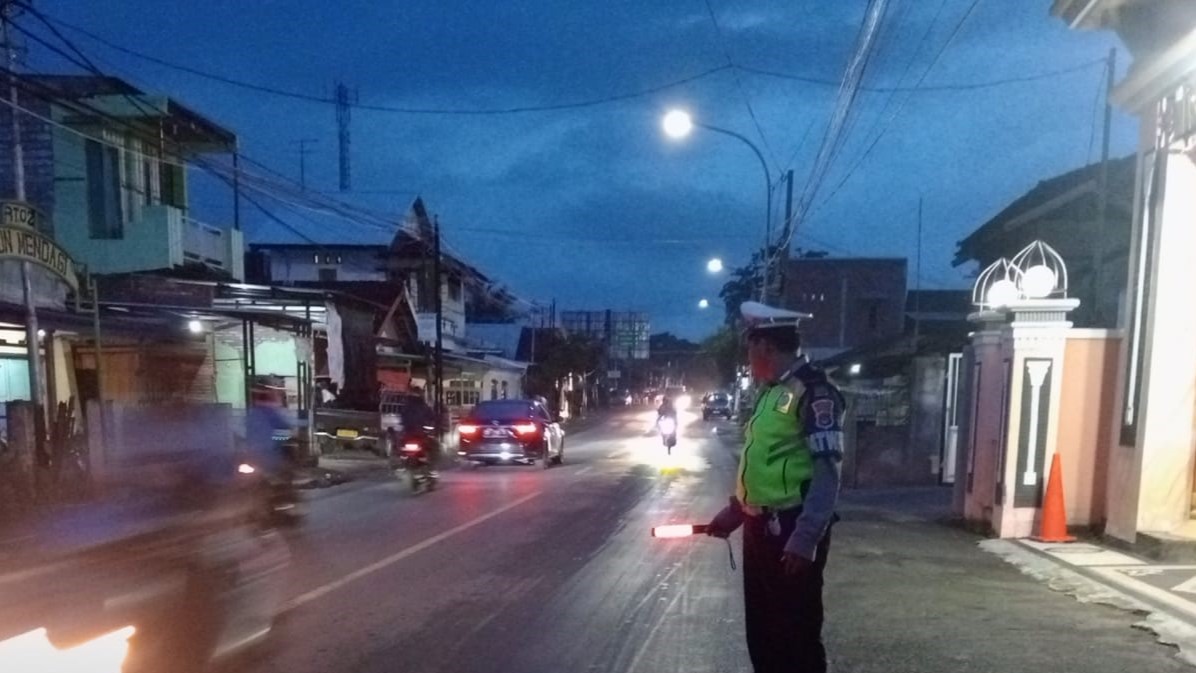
[675,395,691,410]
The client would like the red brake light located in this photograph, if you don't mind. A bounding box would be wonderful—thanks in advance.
[401,443,422,453]
[458,424,479,435]
[513,422,538,436]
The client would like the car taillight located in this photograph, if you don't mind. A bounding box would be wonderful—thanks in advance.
[513,422,538,436]
[458,424,479,435]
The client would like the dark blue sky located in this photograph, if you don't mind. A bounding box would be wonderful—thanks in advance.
[38,1,1131,339]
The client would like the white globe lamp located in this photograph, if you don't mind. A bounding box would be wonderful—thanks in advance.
[1020,264,1057,299]
[986,279,1019,308]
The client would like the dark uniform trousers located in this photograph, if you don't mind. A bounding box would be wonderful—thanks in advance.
[742,507,832,673]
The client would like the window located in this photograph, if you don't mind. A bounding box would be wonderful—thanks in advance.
[500,380,509,400]
[318,267,338,281]
[85,139,124,239]
[159,162,183,209]
[490,379,498,401]
[449,278,462,302]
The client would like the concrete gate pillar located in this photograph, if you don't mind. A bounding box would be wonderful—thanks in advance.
[957,243,1079,537]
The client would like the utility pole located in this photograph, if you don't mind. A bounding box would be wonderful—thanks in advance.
[913,196,923,345]
[3,2,45,468]
[295,138,317,191]
[334,82,355,192]
[432,216,444,443]
[1092,47,1116,327]
[776,169,795,303]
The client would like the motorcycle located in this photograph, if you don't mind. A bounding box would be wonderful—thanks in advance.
[396,428,439,494]
[236,455,303,529]
[657,415,678,455]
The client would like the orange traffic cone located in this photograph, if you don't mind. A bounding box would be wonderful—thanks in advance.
[1034,453,1075,543]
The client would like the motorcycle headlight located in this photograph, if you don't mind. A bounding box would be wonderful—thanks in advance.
[0,626,136,673]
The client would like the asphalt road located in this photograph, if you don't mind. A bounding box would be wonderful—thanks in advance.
[232,409,1191,673]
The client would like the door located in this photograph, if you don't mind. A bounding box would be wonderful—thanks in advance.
[536,402,562,455]
[941,353,963,484]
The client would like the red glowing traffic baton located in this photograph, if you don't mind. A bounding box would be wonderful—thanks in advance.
[651,524,709,538]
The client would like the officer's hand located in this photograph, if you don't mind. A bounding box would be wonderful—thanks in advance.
[706,498,744,539]
[781,552,813,577]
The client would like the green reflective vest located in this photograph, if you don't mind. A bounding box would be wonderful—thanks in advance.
[736,382,813,508]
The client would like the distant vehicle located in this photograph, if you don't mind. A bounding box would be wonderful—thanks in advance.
[664,386,691,411]
[457,399,565,468]
[702,392,733,421]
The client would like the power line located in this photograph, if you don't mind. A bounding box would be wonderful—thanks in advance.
[777,0,890,264]
[803,0,985,224]
[29,5,733,116]
[739,57,1104,93]
[25,2,1102,120]
[700,0,779,169]
[1086,58,1109,164]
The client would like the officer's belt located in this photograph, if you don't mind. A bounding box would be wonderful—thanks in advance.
[741,503,800,518]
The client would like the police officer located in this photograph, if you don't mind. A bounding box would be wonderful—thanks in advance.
[706,301,846,673]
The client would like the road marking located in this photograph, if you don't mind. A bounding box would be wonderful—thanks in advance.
[280,490,542,612]
[1173,572,1196,594]
[625,565,693,673]
[575,466,593,476]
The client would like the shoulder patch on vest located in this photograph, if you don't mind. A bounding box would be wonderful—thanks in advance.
[774,390,794,414]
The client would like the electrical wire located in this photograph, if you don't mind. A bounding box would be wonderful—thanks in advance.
[776,0,889,264]
[1086,58,1109,164]
[739,57,1104,93]
[700,0,779,169]
[26,3,732,117]
[798,0,985,232]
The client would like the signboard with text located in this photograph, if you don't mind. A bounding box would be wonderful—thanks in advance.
[0,200,78,291]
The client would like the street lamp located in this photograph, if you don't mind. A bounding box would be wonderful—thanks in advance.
[662,109,694,139]
[706,257,724,274]
[662,109,772,300]
[698,298,710,309]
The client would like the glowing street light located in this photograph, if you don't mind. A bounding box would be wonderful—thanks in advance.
[662,109,694,139]
[698,298,710,309]
[706,257,724,274]
[660,108,772,300]
[187,319,204,334]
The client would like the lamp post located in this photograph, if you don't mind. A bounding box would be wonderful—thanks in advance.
[663,109,772,301]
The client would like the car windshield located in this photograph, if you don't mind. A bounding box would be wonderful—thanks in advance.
[471,401,538,421]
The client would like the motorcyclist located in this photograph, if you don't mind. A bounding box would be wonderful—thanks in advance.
[399,389,440,475]
[657,395,677,420]
[656,395,678,453]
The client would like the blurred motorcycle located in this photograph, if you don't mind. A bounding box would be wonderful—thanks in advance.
[658,416,678,455]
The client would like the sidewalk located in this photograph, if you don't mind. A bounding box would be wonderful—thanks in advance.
[830,487,1195,671]
[982,536,1196,665]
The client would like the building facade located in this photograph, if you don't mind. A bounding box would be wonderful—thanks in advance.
[0,76,243,282]
[1050,0,1196,547]
[781,257,907,361]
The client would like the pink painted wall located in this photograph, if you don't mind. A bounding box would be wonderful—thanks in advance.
[1056,333,1122,527]
[961,332,1008,525]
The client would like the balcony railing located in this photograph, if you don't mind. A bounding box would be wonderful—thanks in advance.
[183,216,230,268]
